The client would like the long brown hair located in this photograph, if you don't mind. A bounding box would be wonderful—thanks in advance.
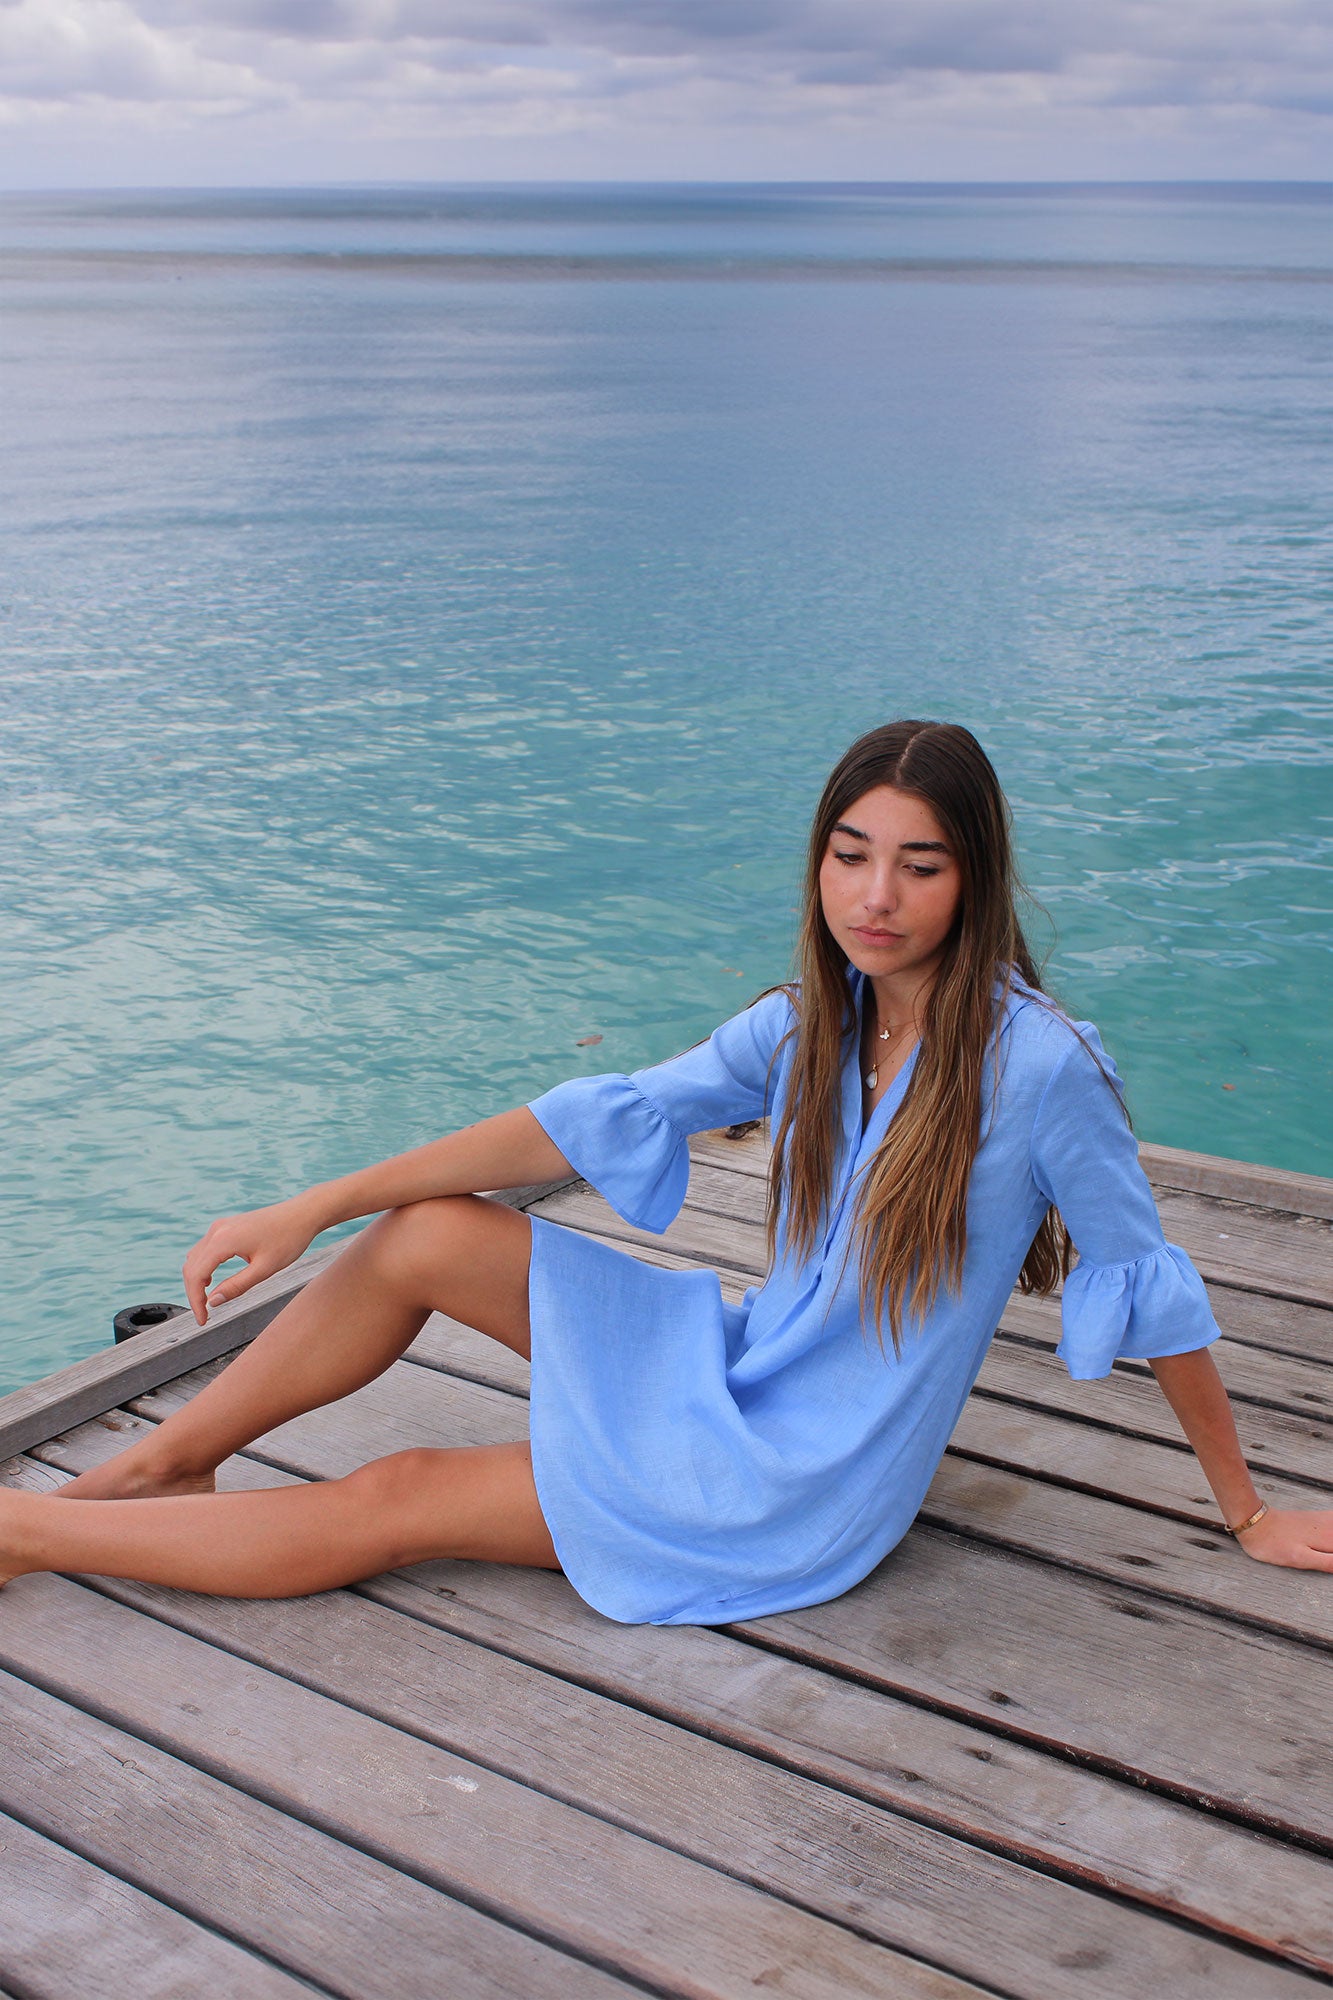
[767,719,1072,1354]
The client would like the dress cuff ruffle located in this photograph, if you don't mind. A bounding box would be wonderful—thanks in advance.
[1057,1241,1220,1380]
[527,1074,688,1234]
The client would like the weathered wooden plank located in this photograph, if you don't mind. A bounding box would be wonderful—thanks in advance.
[36,1569,1327,2000]
[977,1337,1332,1491]
[1138,1141,1333,1223]
[1153,1187,1333,1307]
[0,1803,316,2000]
[0,1177,573,1463]
[130,1353,526,1470]
[734,1532,1333,1847]
[999,1294,1333,1418]
[534,1179,769,1275]
[0,1666,637,2000]
[372,1564,1333,1978]
[11,1423,1330,1978]
[686,1126,770,1174]
[1145,1285,1333,1366]
[678,1160,772,1227]
[917,1455,1333,1645]
[407,1312,533,1398]
[946,1391,1327,1522]
[0,1573,989,2000]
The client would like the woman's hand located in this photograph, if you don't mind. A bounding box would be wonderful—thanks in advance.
[183,1196,324,1323]
[1234,1507,1333,1573]
[1147,1349,1333,1575]
[179,1109,572,1325]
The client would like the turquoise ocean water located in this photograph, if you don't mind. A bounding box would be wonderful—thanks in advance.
[2,183,1330,1395]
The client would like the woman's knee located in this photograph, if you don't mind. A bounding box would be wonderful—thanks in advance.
[346,1447,442,1514]
[362,1194,502,1283]
[349,1195,533,1351]
[341,1445,554,1570]
[342,1449,453,1566]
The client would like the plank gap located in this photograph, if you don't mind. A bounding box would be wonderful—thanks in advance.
[968,1384,1333,1491]
[917,1479,1333,1655]
[725,1618,1333,1860]
[0,1790,343,1999]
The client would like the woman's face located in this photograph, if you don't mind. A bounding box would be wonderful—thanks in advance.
[818,785,963,988]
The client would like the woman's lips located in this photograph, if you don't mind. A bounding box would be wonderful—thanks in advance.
[851,926,905,944]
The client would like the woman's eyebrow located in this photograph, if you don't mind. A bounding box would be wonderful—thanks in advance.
[831,821,950,855]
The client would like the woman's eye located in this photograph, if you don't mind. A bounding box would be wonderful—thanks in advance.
[833,850,863,864]
[909,865,941,878]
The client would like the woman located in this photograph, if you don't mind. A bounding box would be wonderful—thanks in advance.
[4,720,1330,1605]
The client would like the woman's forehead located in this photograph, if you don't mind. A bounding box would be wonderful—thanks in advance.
[832,786,950,848]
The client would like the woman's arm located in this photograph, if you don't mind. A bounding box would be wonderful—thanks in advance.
[1150,1347,1333,1570]
[297,1107,572,1229]
[183,1107,572,1321]
[1027,1029,1333,1573]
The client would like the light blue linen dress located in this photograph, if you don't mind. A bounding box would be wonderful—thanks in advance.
[525,970,1220,1627]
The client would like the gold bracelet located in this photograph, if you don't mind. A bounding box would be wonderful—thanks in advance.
[1225,1501,1270,1537]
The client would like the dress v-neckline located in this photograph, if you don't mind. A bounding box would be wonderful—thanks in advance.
[849,971,920,1148]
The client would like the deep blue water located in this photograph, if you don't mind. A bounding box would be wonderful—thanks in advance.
[2,183,1331,1394]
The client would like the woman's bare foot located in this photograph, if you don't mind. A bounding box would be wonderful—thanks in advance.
[56,1443,216,1503]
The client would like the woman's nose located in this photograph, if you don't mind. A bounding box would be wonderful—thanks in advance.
[864,872,898,914]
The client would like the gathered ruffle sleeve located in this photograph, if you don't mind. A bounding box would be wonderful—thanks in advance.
[527,987,795,1235]
[1030,1023,1221,1380]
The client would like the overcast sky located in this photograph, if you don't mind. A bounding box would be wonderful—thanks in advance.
[1,0,1331,187]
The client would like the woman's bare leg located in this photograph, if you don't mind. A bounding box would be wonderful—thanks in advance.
[1,1441,557,1594]
[59,1196,533,1503]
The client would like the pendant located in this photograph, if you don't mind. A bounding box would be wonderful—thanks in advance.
[865,1066,878,1090]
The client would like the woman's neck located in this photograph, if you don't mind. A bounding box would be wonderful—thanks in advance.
[865,965,938,1035]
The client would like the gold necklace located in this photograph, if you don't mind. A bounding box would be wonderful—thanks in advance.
[864,1016,902,1091]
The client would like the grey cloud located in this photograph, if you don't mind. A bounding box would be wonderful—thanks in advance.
[5,0,1333,124]
[127,0,1327,78]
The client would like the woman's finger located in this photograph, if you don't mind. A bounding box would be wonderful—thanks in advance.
[206,1255,265,1311]
[182,1241,218,1324]
[183,1218,246,1322]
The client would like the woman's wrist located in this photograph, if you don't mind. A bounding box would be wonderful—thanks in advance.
[1148,1348,1261,1530]
[289,1180,348,1238]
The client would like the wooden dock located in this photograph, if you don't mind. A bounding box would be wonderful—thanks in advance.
[1,1130,1330,1998]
